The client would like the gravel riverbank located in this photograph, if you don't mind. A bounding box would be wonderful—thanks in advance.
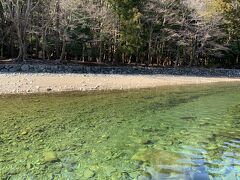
[0,73,239,95]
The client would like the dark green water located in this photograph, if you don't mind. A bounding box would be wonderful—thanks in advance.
[1,83,240,180]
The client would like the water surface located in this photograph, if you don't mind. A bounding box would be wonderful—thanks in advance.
[1,83,240,179]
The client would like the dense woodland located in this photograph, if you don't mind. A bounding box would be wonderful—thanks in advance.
[0,0,239,68]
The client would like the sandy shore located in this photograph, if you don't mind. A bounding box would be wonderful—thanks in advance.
[0,73,239,95]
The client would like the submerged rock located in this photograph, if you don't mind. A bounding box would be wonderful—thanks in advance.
[20,130,28,135]
[62,158,78,172]
[137,172,152,180]
[180,116,197,121]
[26,163,33,169]
[84,169,95,178]
[142,140,155,145]
[43,151,59,163]
[110,171,131,180]
[132,149,181,166]
[0,137,4,144]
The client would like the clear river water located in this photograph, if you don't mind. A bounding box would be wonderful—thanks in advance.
[0,83,240,180]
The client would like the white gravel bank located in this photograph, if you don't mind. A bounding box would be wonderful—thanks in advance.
[0,73,239,95]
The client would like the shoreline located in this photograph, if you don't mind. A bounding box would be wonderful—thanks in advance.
[0,73,239,95]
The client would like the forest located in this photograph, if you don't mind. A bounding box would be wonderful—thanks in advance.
[0,0,239,68]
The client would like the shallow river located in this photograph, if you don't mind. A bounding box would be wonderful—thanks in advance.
[1,83,240,180]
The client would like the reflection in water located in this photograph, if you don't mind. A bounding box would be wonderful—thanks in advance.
[136,141,240,179]
[1,83,240,179]
[135,117,240,179]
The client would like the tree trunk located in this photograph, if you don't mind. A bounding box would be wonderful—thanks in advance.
[60,38,66,61]
[55,0,61,59]
[0,2,5,58]
[99,38,103,63]
[42,31,47,60]
[16,27,27,62]
[174,46,180,68]
[236,40,240,64]
[189,37,197,67]
[147,23,153,66]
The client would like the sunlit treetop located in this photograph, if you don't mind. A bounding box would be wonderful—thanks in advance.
[185,0,229,18]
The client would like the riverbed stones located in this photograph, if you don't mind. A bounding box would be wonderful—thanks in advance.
[43,151,59,163]
[0,136,4,144]
[142,139,154,145]
[20,131,28,135]
[26,163,33,169]
[137,172,152,180]
[110,171,131,180]
[132,148,181,166]
[83,169,95,178]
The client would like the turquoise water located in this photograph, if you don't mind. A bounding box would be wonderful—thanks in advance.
[1,83,240,179]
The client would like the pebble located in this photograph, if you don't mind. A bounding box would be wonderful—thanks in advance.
[137,172,152,180]
[26,163,33,169]
[20,130,28,135]
[46,88,52,92]
[43,151,59,163]
[84,169,95,178]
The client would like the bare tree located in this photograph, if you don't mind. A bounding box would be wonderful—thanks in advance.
[1,0,39,61]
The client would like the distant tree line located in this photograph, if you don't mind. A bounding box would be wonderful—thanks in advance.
[0,0,239,68]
